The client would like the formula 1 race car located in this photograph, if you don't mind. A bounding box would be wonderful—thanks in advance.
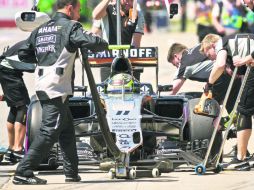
[25,46,222,178]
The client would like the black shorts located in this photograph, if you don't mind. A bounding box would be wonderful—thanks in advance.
[0,66,30,107]
[237,68,254,116]
[212,73,241,113]
[238,86,254,116]
[7,105,28,125]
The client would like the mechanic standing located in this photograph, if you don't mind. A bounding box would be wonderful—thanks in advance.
[13,0,108,185]
[92,0,145,81]
[200,32,254,171]
[0,40,34,164]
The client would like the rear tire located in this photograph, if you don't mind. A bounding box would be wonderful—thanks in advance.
[188,98,214,140]
[187,98,223,161]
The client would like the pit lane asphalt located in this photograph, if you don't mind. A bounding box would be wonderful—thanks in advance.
[1,28,254,190]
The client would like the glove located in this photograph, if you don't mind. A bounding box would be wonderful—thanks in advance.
[194,83,220,118]
[227,127,237,140]
[203,83,213,93]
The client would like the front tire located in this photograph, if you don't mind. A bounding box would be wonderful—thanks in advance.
[26,96,59,170]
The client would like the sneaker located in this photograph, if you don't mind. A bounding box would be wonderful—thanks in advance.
[245,154,254,167]
[3,148,16,163]
[224,145,251,158]
[224,157,251,171]
[13,149,25,162]
[65,175,81,182]
[13,175,47,185]
[4,148,12,161]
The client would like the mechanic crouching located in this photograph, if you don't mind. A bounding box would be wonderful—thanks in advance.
[0,40,34,164]
[13,0,108,185]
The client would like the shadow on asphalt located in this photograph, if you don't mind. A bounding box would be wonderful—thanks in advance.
[38,168,106,176]
[189,172,219,176]
[0,162,16,166]
[0,174,12,177]
[0,170,16,173]
[48,177,179,185]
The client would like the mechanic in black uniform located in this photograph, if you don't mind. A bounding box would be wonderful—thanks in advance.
[13,0,108,185]
[0,40,34,164]
[92,0,145,81]
[200,33,254,171]
[167,43,241,113]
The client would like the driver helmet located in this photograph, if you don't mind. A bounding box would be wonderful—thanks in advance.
[110,56,133,77]
[107,73,134,94]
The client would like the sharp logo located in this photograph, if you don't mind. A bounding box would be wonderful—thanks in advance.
[116,111,130,115]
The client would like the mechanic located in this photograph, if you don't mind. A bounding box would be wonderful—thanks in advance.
[167,42,241,114]
[92,0,145,81]
[13,0,108,185]
[0,40,34,164]
[200,33,254,171]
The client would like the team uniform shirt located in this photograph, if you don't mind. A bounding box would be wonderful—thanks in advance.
[19,12,108,100]
[214,34,254,77]
[0,41,35,72]
[100,3,145,44]
[174,44,213,82]
[0,40,31,107]
[215,33,254,115]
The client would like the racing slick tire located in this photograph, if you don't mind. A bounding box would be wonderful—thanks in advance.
[26,98,42,148]
[187,98,223,161]
[188,98,214,140]
[26,96,59,170]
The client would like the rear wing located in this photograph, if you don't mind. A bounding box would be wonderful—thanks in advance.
[88,47,159,89]
[88,47,158,67]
